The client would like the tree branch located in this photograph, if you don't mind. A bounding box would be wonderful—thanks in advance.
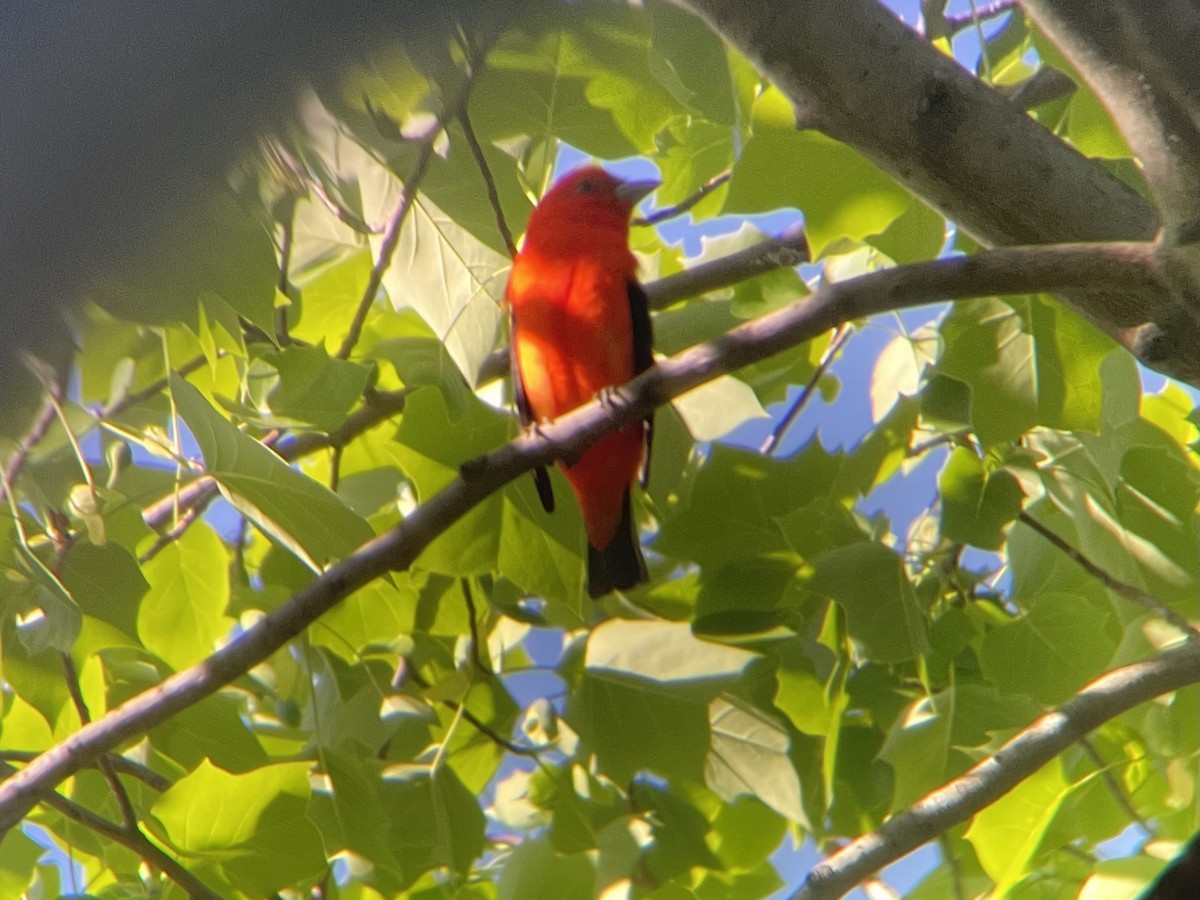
[334,135,439,361]
[760,323,849,454]
[0,752,169,792]
[793,639,1200,899]
[632,169,732,227]
[0,240,1166,836]
[1017,511,1199,639]
[676,0,1200,385]
[1021,1,1200,231]
[0,761,218,899]
[459,107,517,257]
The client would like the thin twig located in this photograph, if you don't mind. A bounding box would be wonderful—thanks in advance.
[41,379,98,503]
[632,169,732,227]
[0,751,169,793]
[405,667,545,758]
[139,502,207,564]
[60,653,139,830]
[102,353,211,420]
[336,39,492,362]
[459,106,516,257]
[1017,511,1199,639]
[0,396,57,505]
[329,445,343,493]
[276,194,296,346]
[333,142,436,362]
[760,324,849,454]
[1078,736,1153,834]
[334,137,438,360]
[0,761,217,899]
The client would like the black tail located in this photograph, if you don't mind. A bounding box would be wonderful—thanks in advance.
[586,491,648,598]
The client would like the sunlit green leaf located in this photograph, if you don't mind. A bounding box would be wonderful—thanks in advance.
[138,523,232,671]
[979,593,1117,705]
[725,88,912,258]
[939,446,1024,550]
[151,760,326,896]
[965,760,1070,895]
[171,374,373,569]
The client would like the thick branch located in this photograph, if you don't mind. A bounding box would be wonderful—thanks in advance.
[677,0,1200,384]
[793,639,1200,899]
[0,240,1165,835]
[680,0,1156,244]
[1021,1,1200,230]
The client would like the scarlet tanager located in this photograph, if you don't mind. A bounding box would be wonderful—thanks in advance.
[507,166,659,598]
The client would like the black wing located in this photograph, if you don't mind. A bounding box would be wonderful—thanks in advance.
[628,279,655,488]
[510,308,555,513]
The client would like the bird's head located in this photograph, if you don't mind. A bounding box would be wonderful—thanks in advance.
[524,166,659,254]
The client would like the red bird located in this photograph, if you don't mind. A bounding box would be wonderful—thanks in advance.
[507,166,658,597]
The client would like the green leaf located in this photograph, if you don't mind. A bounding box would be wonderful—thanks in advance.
[965,760,1070,896]
[473,6,683,157]
[673,374,769,441]
[312,752,485,888]
[0,617,69,730]
[979,593,1117,705]
[657,443,844,570]
[939,446,1024,550]
[379,191,507,386]
[0,829,40,897]
[392,387,508,576]
[631,780,721,882]
[585,619,758,691]
[810,543,930,663]
[497,836,594,900]
[147,693,268,774]
[310,577,418,661]
[879,684,1038,813]
[706,695,806,825]
[647,0,744,126]
[151,760,326,896]
[694,555,801,636]
[936,296,1121,446]
[496,472,588,623]
[258,345,373,432]
[171,374,373,569]
[138,523,232,671]
[60,541,147,641]
[867,195,946,265]
[725,87,911,258]
[570,621,756,784]
[878,692,955,812]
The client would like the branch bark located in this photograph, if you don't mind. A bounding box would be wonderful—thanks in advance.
[676,0,1200,384]
[792,639,1200,900]
[0,240,1167,836]
[1020,0,1200,231]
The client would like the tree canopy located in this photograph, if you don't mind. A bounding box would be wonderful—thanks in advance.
[0,0,1197,897]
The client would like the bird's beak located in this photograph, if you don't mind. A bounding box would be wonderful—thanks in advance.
[616,178,660,205]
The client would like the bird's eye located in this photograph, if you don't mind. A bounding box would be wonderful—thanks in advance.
[577,178,598,194]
